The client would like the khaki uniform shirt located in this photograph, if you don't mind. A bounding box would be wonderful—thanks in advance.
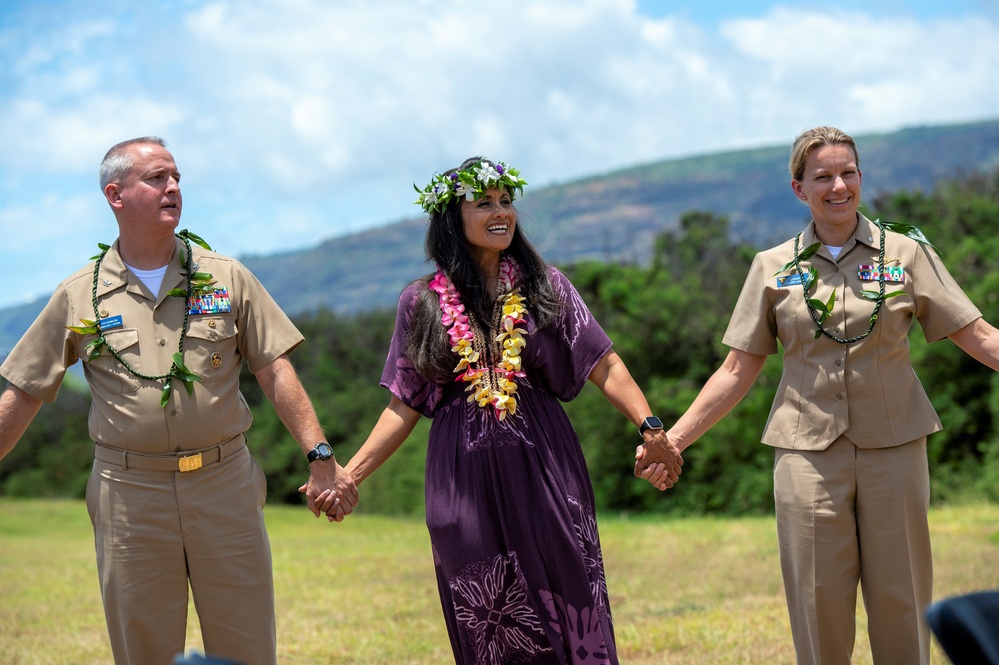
[723,214,981,451]
[0,238,303,453]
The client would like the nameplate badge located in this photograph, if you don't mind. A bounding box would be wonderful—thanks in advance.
[98,315,124,331]
[188,287,232,315]
[776,273,804,288]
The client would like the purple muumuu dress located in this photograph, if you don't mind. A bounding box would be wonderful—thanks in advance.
[381,267,618,664]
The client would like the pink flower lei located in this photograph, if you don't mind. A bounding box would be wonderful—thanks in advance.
[428,257,528,420]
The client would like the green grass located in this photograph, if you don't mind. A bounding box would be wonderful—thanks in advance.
[2,499,997,664]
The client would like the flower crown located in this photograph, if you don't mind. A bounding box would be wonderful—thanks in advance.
[414,159,526,215]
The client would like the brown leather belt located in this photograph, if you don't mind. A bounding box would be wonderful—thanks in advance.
[92,434,246,472]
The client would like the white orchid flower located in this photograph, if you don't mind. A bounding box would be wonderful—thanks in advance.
[474,162,501,184]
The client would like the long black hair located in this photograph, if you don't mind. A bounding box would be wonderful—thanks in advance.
[405,156,560,380]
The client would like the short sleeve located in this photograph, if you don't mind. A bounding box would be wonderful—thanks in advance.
[541,268,613,401]
[722,254,780,355]
[0,285,78,402]
[379,282,443,418]
[230,259,304,372]
[911,243,982,343]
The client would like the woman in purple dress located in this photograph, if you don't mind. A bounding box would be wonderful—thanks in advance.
[341,157,683,664]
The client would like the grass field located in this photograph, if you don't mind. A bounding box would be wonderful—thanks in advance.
[1,499,997,664]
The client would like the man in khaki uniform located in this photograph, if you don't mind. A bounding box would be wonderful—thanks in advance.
[637,126,999,664]
[0,137,356,665]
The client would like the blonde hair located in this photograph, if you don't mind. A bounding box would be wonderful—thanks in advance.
[788,126,858,181]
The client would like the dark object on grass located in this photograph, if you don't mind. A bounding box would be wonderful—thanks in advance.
[173,652,244,665]
[926,591,999,665]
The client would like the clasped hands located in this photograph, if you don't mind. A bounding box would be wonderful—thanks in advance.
[635,428,683,491]
[299,460,359,522]
[294,429,682,520]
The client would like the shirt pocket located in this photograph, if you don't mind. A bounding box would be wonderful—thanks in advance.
[83,328,142,393]
[184,315,239,383]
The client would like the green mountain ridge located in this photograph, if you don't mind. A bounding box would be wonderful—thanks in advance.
[2,118,997,355]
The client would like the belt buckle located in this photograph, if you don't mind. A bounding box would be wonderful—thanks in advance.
[178,453,203,473]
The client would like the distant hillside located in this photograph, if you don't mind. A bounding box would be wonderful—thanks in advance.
[2,119,998,355]
[239,118,999,315]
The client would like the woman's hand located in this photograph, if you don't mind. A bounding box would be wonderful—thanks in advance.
[635,429,682,490]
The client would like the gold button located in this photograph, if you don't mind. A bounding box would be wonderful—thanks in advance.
[208,319,217,328]
[211,352,223,368]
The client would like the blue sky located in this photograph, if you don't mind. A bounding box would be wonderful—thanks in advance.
[0,0,997,310]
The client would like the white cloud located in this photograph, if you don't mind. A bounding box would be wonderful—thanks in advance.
[0,0,996,309]
[721,9,999,133]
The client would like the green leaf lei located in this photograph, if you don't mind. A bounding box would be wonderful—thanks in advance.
[777,219,932,344]
[70,230,215,407]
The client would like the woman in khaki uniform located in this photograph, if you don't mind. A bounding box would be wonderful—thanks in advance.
[637,126,999,665]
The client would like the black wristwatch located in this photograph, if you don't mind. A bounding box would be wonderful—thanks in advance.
[639,416,664,437]
[306,442,334,463]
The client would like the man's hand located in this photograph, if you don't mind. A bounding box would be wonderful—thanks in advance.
[635,429,683,491]
[299,459,358,522]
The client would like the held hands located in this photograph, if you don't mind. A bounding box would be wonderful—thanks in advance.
[299,459,359,523]
[635,428,683,491]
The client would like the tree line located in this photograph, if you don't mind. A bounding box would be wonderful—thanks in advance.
[3,168,998,516]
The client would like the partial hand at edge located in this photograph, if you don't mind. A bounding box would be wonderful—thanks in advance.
[634,429,683,491]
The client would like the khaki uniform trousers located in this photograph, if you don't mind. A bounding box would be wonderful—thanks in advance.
[86,441,276,665]
[774,436,932,665]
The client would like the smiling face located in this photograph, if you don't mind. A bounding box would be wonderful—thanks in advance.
[104,142,182,237]
[460,186,517,267]
[791,142,862,237]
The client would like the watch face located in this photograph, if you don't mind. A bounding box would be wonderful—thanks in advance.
[644,417,663,430]
[310,443,332,460]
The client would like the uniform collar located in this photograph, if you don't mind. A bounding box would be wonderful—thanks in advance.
[799,213,879,262]
[95,240,131,299]
[95,238,189,305]
[852,213,882,251]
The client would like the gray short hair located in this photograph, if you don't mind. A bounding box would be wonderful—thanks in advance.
[99,136,167,190]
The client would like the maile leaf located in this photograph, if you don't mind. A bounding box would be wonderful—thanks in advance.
[179,229,213,251]
[825,288,837,313]
[85,338,105,361]
[89,243,111,260]
[803,266,818,293]
[67,318,100,335]
[774,242,822,276]
[171,354,203,395]
[877,219,941,254]
[807,298,830,315]
[860,289,907,302]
